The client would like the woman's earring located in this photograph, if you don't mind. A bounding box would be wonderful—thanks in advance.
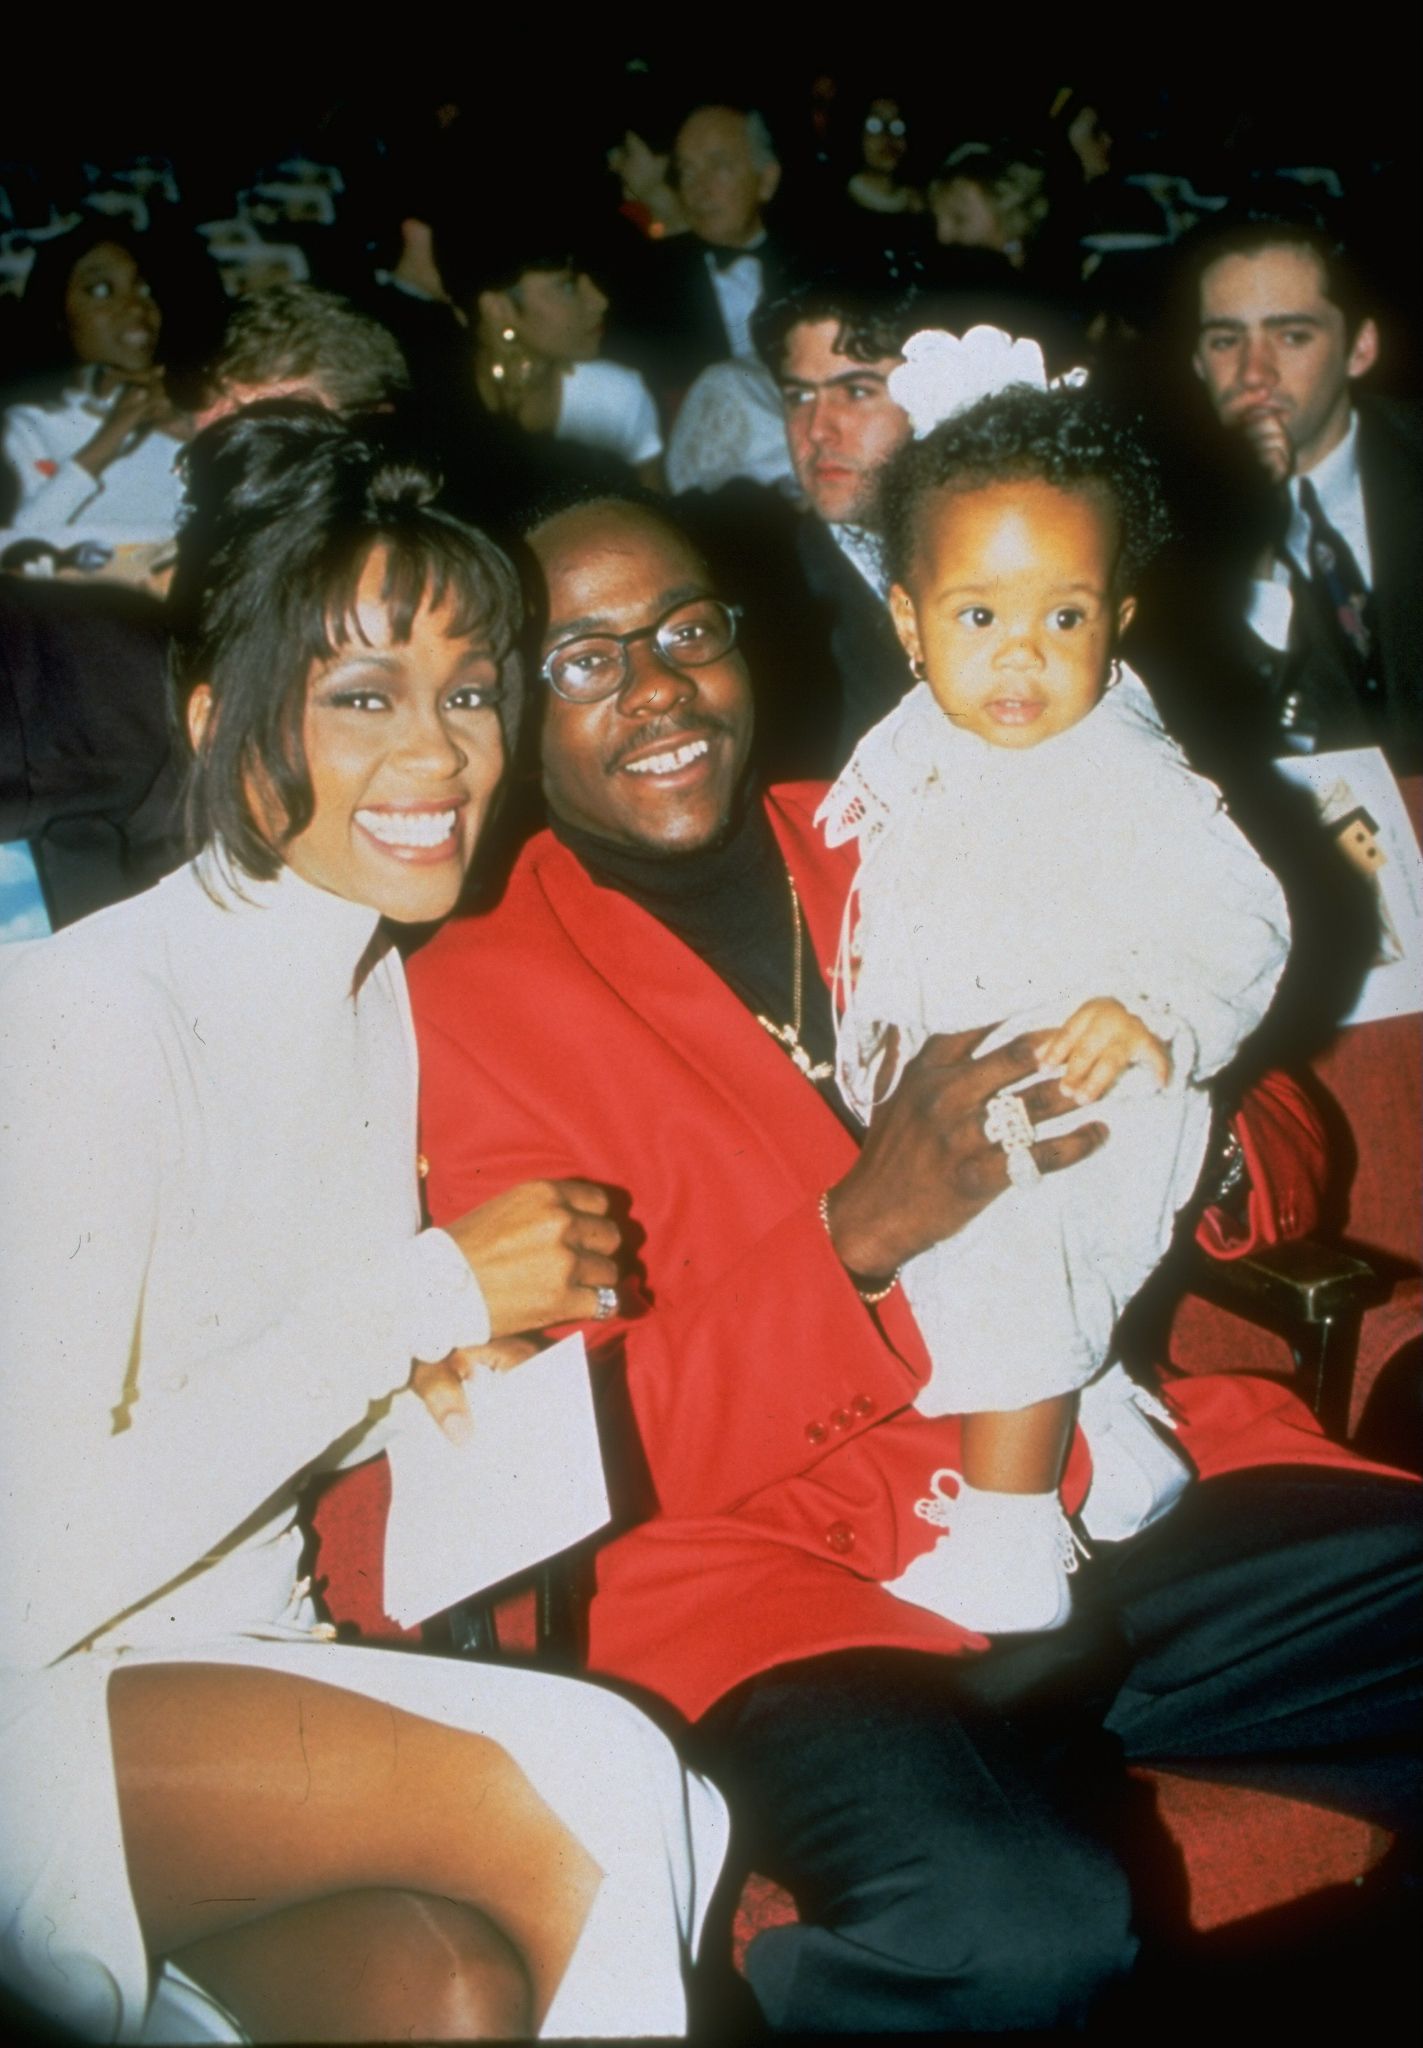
[1106,658,1122,690]
[910,657,927,681]
[491,326,519,383]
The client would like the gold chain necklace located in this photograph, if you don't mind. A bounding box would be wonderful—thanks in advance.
[756,873,834,1083]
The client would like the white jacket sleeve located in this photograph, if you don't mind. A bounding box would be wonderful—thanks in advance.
[2,405,105,537]
[0,948,487,1666]
[1108,748,1291,1081]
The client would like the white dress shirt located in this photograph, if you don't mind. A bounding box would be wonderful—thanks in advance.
[1247,411,1372,651]
[829,522,890,600]
[557,357,663,467]
[705,237,766,361]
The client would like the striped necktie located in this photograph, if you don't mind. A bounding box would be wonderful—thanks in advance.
[1297,475,1375,681]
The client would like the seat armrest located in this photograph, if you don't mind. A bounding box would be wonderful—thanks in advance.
[1188,1240,1386,1324]
[1186,1238,1389,1436]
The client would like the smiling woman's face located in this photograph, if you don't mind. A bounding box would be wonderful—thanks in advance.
[191,549,509,923]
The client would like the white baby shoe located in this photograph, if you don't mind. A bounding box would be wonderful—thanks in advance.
[1077,1362,1192,1544]
[886,1469,1082,1634]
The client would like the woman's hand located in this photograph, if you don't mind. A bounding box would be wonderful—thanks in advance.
[823,1025,1107,1283]
[441,1179,621,1337]
[1038,999,1173,1104]
[411,1337,539,1444]
[75,372,184,477]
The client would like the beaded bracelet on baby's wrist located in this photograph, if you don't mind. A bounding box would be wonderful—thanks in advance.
[817,1190,901,1305]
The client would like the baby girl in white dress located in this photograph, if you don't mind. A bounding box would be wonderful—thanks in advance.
[819,329,1290,1635]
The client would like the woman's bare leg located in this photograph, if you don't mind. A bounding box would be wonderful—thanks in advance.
[172,1888,531,2042]
[962,1394,1076,1493]
[110,1663,603,2035]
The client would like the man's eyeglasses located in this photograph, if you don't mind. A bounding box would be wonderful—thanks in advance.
[541,597,743,704]
[864,117,907,138]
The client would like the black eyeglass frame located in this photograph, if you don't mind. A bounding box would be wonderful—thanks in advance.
[540,597,745,704]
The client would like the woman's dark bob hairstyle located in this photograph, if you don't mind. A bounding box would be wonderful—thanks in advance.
[880,383,1172,594]
[168,402,523,881]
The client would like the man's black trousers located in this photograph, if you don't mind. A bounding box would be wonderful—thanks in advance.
[690,1467,1422,2034]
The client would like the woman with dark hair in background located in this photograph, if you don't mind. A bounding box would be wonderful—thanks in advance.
[0,218,222,564]
[0,405,726,2043]
[433,206,664,514]
[846,95,925,218]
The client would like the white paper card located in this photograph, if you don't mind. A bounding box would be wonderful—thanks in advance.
[1274,747,1423,1024]
[383,1333,610,1626]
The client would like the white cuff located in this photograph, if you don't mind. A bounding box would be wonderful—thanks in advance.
[398,1227,492,1361]
[1127,998,1201,1086]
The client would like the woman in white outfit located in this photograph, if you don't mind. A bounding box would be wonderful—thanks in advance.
[0,221,196,562]
[0,404,727,2043]
[434,212,664,488]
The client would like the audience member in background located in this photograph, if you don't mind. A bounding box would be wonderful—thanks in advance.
[665,352,797,498]
[626,103,794,410]
[1,222,209,575]
[607,128,689,244]
[0,573,186,929]
[353,146,467,406]
[928,142,1053,273]
[845,97,924,219]
[1179,205,1422,771]
[434,212,662,491]
[180,282,411,428]
[750,272,918,765]
[1048,85,1116,190]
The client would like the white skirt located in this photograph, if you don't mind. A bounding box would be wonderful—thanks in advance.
[1,1632,729,2043]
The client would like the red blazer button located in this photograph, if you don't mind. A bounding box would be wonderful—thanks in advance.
[852,1393,875,1417]
[831,1408,851,1430]
[805,1421,828,1445]
[825,1520,855,1554]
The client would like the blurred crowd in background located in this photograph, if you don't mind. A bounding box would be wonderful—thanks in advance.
[1,51,1419,932]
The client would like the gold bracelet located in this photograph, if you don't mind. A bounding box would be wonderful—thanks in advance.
[818,1191,900,1304]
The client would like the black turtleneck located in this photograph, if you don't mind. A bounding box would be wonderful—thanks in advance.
[548,795,860,1136]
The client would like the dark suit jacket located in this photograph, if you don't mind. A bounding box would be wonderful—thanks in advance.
[793,514,915,769]
[0,578,186,928]
[675,482,913,782]
[1217,397,1423,774]
[618,232,796,415]
[1129,398,1423,1063]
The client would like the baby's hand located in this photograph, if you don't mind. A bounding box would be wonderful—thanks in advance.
[1038,999,1172,1105]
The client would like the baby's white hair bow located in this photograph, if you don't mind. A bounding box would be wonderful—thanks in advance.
[889,325,1089,440]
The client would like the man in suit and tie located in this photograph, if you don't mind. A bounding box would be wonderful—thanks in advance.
[629,103,790,410]
[1184,208,1423,771]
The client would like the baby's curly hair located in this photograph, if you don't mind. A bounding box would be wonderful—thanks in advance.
[880,385,1172,594]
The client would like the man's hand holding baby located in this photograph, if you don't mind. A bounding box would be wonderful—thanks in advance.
[1039,999,1173,1106]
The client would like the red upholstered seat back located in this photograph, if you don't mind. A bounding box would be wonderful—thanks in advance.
[1169,774,1422,1423]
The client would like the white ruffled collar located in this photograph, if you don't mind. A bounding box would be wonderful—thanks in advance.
[818,665,1165,850]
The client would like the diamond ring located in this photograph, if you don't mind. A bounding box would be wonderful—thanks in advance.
[984,1088,1042,1189]
[593,1284,620,1321]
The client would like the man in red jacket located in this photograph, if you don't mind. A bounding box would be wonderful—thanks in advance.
[410,490,1421,2034]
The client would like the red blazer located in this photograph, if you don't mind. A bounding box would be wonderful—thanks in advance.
[411,785,1383,1723]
